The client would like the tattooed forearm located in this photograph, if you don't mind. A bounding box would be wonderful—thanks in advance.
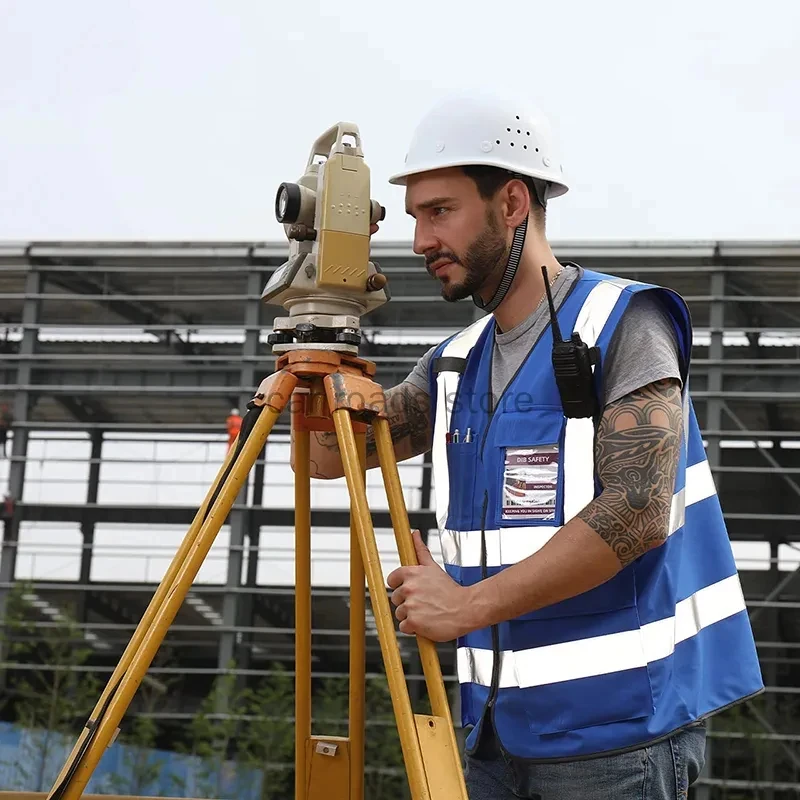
[367,382,432,459]
[306,382,432,478]
[576,378,683,567]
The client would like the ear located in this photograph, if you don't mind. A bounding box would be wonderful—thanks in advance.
[500,178,531,230]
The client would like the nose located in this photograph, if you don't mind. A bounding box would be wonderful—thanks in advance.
[412,218,439,257]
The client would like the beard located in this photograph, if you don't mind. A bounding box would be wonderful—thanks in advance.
[425,208,510,302]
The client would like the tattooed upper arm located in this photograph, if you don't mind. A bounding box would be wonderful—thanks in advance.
[308,381,432,477]
[576,378,683,567]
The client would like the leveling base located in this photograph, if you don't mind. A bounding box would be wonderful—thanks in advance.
[42,349,468,800]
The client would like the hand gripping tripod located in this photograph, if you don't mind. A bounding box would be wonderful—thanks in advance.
[43,123,469,800]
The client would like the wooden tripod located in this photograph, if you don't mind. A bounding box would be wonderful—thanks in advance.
[41,349,468,800]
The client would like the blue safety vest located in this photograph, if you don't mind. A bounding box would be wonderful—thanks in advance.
[427,267,764,761]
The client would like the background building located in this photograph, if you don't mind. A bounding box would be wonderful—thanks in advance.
[0,239,799,797]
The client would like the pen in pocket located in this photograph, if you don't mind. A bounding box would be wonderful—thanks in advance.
[447,428,474,444]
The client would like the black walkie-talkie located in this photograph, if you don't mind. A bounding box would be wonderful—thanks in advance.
[542,266,601,419]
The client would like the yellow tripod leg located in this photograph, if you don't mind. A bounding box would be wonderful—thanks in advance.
[349,429,367,800]
[46,370,297,800]
[295,385,366,800]
[294,424,312,800]
[332,406,433,800]
[373,417,468,799]
[318,362,468,800]
[44,432,240,800]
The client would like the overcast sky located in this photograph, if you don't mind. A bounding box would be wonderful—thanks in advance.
[1,0,798,245]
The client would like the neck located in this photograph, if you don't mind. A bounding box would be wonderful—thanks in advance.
[487,233,562,333]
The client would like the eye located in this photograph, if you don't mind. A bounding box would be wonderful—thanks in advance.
[433,207,448,216]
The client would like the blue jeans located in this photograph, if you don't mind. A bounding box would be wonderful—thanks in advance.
[464,723,707,799]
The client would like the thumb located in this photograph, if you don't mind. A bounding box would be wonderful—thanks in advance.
[412,530,435,566]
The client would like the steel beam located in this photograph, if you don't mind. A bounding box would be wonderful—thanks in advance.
[76,429,103,622]
[15,501,800,542]
[0,269,40,622]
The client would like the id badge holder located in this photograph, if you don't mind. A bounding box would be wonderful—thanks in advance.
[501,444,560,523]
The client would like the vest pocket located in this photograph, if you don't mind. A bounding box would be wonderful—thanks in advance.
[444,439,478,531]
[507,605,654,734]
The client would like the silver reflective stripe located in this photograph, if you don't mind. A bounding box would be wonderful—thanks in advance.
[570,278,631,350]
[457,573,747,688]
[458,644,518,689]
[668,459,717,535]
[561,417,596,522]
[561,279,628,519]
[433,316,492,530]
[441,457,718,568]
[441,526,560,569]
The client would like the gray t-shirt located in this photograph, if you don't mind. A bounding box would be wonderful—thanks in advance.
[403,264,683,408]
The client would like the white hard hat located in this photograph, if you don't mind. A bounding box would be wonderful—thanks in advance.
[388,90,568,202]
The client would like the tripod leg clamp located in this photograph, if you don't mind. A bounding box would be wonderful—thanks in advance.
[251,370,297,411]
[324,372,386,423]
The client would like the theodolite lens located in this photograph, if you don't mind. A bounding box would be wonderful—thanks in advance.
[275,182,302,224]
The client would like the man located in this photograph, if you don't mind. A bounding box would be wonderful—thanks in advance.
[300,91,764,798]
[226,407,242,451]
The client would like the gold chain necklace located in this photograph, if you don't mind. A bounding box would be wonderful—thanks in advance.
[534,263,564,313]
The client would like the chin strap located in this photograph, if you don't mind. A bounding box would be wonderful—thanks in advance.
[471,215,528,314]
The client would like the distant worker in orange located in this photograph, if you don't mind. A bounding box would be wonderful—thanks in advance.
[226,407,242,451]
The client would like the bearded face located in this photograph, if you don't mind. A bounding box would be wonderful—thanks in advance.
[424,206,511,303]
[404,168,518,305]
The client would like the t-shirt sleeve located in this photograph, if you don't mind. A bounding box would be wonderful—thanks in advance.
[600,290,684,407]
[402,343,437,395]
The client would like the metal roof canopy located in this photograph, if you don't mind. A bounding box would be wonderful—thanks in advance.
[1,239,799,429]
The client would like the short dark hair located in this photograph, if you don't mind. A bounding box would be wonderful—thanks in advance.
[461,165,546,230]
